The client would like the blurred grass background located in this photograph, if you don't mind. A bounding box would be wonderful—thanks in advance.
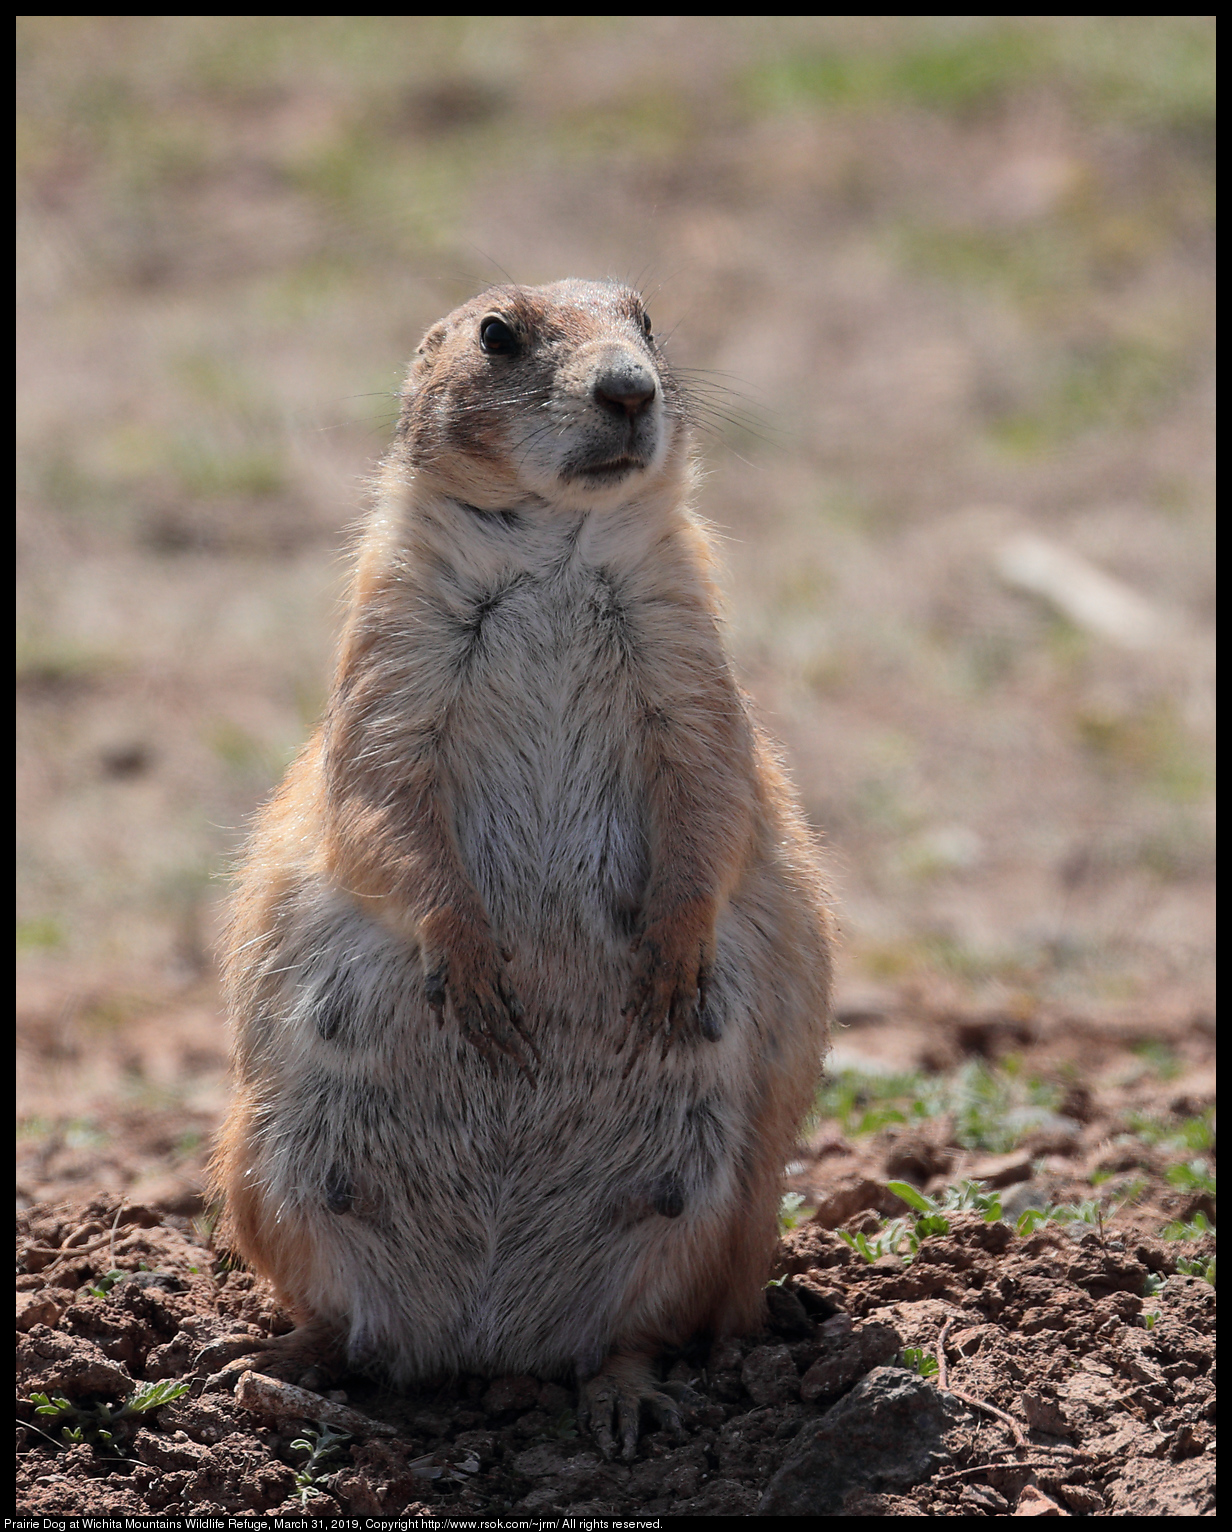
[16,17,1215,1026]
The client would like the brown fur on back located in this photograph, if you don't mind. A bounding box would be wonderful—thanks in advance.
[211,279,833,1385]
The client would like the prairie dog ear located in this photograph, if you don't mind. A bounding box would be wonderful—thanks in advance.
[404,320,449,394]
[396,321,450,437]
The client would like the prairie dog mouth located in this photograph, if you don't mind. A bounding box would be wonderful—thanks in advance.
[563,455,646,483]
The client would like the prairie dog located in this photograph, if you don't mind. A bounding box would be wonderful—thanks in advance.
[211,279,833,1458]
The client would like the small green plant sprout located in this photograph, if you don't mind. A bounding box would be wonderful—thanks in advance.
[1174,1253,1216,1286]
[900,1178,1005,1246]
[886,1181,951,1240]
[1130,1039,1183,1081]
[838,1179,1008,1266]
[900,1346,940,1378]
[86,1269,126,1299]
[951,1061,1062,1154]
[1141,1309,1161,1330]
[1165,1158,1216,1199]
[1125,1109,1214,1154]
[1163,1210,1214,1241]
[1014,1204,1057,1236]
[27,1380,190,1449]
[1107,1175,1149,1208]
[1016,1199,1102,1237]
[938,1179,1004,1221]
[289,1422,350,1507]
[812,1062,1066,1152]
[1142,1272,1168,1298]
[778,1192,813,1231]
[837,1220,911,1263]
[811,1067,924,1136]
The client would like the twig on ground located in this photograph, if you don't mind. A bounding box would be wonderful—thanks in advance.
[107,1201,127,1268]
[935,1316,1029,1451]
[234,1371,396,1438]
[935,1460,1077,1486]
[23,1234,114,1260]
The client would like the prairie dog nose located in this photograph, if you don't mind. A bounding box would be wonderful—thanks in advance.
[593,356,657,418]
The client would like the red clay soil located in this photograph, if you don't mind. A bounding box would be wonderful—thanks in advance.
[16,1004,1215,1518]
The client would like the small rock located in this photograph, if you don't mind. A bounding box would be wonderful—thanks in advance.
[144,1334,195,1379]
[132,1428,207,1471]
[1020,1388,1074,1437]
[1105,1454,1215,1515]
[1058,1484,1105,1514]
[843,1489,929,1514]
[512,1442,573,1479]
[758,1365,967,1514]
[331,1469,386,1514]
[951,1214,1013,1253]
[793,1282,844,1320]
[966,1151,1033,1188]
[662,1459,702,1496]
[883,1130,954,1187]
[1001,1181,1051,1223]
[765,1282,814,1337]
[554,1450,629,1498]
[16,1326,134,1398]
[1067,1251,1148,1299]
[453,1429,498,1464]
[810,1176,909,1230]
[1085,1419,1169,1460]
[708,1337,745,1373]
[799,1322,901,1403]
[537,1380,573,1413]
[1014,1482,1068,1515]
[676,1476,759,1515]
[985,1463,1036,1501]
[706,1336,746,1402]
[949,1325,988,1356]
[234,1370,395,1437]
[1116,1349,1165,1386]
[1020,1306,1067,1335]
[118,1270,187,1293]
[123,1175,204,1215]
[741,1343,799,1406]
[481,1374,542,1413]
[961,1482,1010,1513]
[294,1490,337,1516]
[16,1292,64,1331]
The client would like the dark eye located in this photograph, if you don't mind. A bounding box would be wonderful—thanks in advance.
[480,316,518,355]
[642,312,653,338]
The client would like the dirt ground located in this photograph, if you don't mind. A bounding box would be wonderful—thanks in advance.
[16,18,1215,1518]
[15,997,1216,1516]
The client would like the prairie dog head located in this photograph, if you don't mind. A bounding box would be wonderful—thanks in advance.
[395,280,686,512]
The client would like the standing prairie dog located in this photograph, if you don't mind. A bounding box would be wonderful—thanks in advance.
[211,279,833,1459]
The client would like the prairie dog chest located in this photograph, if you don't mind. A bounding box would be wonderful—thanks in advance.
[425,512,653,921]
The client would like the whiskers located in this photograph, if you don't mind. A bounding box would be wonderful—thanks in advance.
[308,390,403,443]
[671,368,784,461]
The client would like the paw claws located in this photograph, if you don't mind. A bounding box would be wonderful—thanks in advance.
[425,941,539,1084]
[579,1363,686,1462]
